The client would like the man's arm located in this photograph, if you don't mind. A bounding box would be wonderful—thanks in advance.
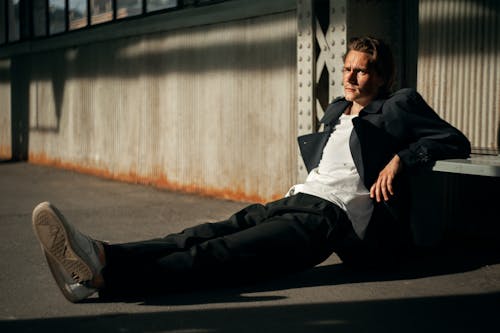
[387,89,471,167]
[371,89,471,202]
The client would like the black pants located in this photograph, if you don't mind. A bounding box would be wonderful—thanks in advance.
[101,193,361,296]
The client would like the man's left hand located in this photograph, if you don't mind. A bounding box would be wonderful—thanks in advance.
[370,154,403,202]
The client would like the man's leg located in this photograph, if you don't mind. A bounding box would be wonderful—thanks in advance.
[101,193,357,296]
[101,201,271,264]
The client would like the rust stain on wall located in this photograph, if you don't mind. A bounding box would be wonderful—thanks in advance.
[0,145,11,159]
[29,152,282,204]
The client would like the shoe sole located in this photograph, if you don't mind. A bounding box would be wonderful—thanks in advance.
[32,202,94,285]
[43,250,96,302]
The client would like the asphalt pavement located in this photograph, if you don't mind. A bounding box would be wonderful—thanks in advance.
[1,161,499,332]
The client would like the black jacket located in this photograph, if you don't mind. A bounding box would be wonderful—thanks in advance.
[297,88,471,261]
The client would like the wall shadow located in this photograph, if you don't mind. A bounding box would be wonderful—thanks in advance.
[10,55,30,161]
[21,13,296,135]
[419,0,500,57]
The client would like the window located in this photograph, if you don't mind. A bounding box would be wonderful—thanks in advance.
[117,0,143,19]
[7,0,20,42]
[147,0,178,13]
[49,0,66,35]
[0,0,229,46]
[69,0,88,30]
[91,0,113,25]
[33,1,48,37]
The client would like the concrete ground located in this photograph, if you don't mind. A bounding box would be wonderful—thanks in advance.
[0,162,499,332]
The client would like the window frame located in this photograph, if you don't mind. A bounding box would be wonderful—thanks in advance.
[0,1,242,47]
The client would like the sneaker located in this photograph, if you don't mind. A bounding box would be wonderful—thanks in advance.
[32,202,104,302]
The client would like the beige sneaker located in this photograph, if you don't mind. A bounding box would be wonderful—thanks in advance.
[32,202,104,302]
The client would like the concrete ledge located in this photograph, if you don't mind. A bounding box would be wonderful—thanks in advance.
[433,155,500,177]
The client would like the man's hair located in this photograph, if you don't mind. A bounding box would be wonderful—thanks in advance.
[345,36,396,96]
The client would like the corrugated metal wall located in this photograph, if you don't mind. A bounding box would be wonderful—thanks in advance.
[418,0,500,154]
[0,59,10,159]
[26,12,297,202]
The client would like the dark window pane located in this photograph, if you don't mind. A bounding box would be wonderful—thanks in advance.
[33,0,48,37]
[196,0,225,5]
[69,0,88,30]
[117,0,142,19]
[0,2,6,44]
[49,0,66,35]
[91,0,113,25]
[147,0,178,13]
[7,0,20,42]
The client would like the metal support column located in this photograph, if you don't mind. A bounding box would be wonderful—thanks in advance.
[297,0,315,180]
[296,0,347,181]
[315,0,347,121]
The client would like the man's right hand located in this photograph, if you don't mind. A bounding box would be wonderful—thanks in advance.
[370,154,403,202]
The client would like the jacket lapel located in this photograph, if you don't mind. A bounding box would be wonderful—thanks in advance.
[349,98,386,187]
[298,96,386,178]
[358,98,386,115]
[320,99,350,125]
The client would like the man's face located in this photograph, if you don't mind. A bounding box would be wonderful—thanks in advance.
[343,50,384,107]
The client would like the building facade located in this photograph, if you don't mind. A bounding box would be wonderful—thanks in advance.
[0,0,498,204]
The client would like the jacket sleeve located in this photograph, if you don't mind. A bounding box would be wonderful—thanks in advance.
[383,89,471,168]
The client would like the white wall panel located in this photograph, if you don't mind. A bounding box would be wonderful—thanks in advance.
[28,12,297,202]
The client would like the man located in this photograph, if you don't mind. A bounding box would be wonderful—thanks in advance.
[32,37,471,302]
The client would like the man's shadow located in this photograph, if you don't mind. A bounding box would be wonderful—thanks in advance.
[87,236,500,306]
